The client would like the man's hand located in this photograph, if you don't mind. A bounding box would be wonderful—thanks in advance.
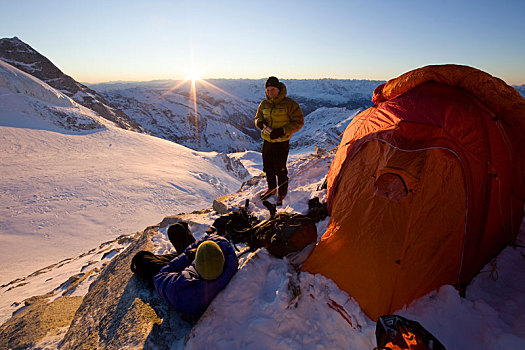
[256,120,266,130]
[270,127,284,139]
[185,248,197,263]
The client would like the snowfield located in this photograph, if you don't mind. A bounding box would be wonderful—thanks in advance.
[1,58,525,349]
[0,60,247,287]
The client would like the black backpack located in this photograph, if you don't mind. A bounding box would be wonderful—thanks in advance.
[207,205,260,245]
[375,315,446,350]
[209,201,317,258]
[250,212,317,258]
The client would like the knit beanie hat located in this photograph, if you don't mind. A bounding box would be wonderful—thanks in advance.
[195,240,225,280]
[265,76,280,89]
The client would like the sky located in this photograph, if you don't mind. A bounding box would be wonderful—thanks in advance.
[1,0,524,85]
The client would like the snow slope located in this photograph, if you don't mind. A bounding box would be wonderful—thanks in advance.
[0,60,248,287]
[2,144,524,348]
[1,58,524,349]
[291,106,362,151]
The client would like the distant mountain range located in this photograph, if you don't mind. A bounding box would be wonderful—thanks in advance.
[6,36,522,153]
[89,78,380,152]
[0,37,386,153]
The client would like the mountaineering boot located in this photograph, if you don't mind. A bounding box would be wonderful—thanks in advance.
[276,193,286,206]
[260,188,277,200]
[167,222,195,254]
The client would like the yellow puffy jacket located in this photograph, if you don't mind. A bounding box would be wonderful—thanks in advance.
[254,82,304,143]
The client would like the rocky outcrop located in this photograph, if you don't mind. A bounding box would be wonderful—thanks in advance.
[58,226,191,349]
[212,194,232,215]
[217,153,250,180]
[0,37,145,133]
[0,294,83,349]
[0,222,197,349]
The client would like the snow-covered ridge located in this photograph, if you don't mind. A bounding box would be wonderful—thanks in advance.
[0,60,104,132]
[90,78,382,102]
[0,60,75,108]
[0,37,145,133]
[291,107,362,151]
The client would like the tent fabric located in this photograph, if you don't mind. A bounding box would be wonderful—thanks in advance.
[373,64,525,198]
[302,65,525,321]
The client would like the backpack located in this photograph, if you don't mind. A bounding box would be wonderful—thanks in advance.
[250,212,317,258]
[306,197,328,223]
[210,201,317,258]
[207,202,261,245]
[375,315,446,350]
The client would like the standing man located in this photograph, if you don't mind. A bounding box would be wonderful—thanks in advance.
[255,76,304,206]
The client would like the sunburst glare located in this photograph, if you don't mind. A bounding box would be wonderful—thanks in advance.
[184,67,202,84]
[161,63,253,149]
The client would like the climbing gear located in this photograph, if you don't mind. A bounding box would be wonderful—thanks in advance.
[260,188,277,200]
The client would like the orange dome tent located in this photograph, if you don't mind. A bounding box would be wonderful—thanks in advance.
[302,64,525,321]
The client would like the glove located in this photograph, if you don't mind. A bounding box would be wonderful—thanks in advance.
[256,120,266,130]
[185,248,197,263]
[270,127,285,139]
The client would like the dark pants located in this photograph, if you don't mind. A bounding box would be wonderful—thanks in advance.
[262,140,289,196]
[131,223,196,285]
[131,251,178,285]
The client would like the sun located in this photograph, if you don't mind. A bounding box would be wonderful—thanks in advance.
[184,67,203,84]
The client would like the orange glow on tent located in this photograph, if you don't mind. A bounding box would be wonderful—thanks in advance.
[302,64,525,321]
